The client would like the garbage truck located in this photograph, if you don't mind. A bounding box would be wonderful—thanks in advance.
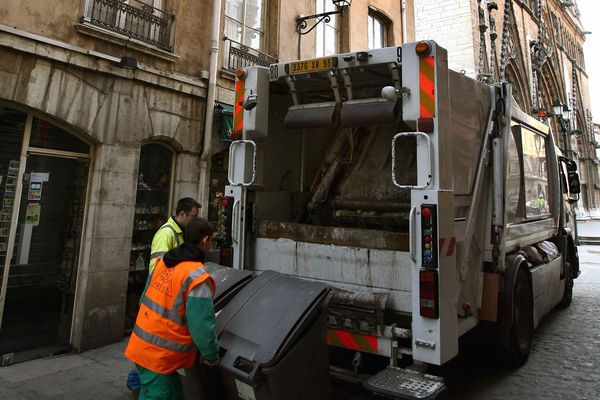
[217,40,581,399]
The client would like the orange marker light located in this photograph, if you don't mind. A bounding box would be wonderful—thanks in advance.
[415,41,432,58]
[235,68,247,80]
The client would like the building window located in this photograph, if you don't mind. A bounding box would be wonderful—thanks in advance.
[87,0,175,51]
[368,11,388,50]
[224,0,266,51]
[223,0,276,72]
[316,0,339,57]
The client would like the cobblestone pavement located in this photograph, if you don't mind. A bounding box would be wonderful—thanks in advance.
[1,245,598,400]
[440,245,600,400]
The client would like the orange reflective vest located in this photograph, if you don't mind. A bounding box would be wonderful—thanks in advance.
[125,259,216,374]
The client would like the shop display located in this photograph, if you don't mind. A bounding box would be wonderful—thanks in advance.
[125,144,173,332]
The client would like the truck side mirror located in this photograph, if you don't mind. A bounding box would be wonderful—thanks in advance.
[568,171,581,195]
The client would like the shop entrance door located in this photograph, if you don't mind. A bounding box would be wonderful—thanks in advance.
[0,110,91,365]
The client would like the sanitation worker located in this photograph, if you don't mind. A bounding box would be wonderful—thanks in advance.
[149,197,201,273]
[125,218,219,400]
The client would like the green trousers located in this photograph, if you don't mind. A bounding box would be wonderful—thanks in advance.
[136,365,184,400]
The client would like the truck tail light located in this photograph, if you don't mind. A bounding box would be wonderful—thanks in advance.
[419,269,439,319]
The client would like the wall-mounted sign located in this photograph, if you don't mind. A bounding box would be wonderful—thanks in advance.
[25,203,41,226]
[28,182,42,201]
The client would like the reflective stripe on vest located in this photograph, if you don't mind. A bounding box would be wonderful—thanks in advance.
[172,267,213,312]
[133,325,195,353]
[124,259,215,374]
[161,224,182,246]
[140,295,185,325]
[150,251,167,260]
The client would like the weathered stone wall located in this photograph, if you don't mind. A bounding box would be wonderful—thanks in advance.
[0,0,213,77]
[414,0,477,77]
[0,32,206,350]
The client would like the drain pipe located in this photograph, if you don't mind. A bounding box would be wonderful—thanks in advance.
[198,0,222,217]
[401,0,408,43]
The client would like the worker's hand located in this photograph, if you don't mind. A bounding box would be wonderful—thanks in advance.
[202,358,219,367]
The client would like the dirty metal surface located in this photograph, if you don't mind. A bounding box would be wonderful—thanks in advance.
[258,220,409,252]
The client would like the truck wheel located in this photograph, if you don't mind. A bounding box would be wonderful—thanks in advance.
[558,261,573,308]
[507,268,533,366]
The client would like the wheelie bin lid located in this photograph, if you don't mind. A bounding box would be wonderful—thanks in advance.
[216,270,330,382]
[204,262,254,312]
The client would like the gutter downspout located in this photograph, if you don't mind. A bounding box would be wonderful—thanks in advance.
[198,0,222,217]
[401,0,407,44]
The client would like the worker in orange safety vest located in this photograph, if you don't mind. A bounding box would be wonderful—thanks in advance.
[125,218,219,400]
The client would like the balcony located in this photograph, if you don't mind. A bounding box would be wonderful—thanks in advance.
[87,0,175,51]
[223,37,277,73]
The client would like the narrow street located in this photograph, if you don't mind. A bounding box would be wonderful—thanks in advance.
[441,244,600,400]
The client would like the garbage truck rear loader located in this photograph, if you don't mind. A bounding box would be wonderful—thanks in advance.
[221,40,581,399]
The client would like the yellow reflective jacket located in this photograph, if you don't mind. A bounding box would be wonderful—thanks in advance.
[148,217,183,273]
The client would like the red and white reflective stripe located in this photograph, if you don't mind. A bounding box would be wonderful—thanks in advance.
[419,56,435,118]
[232,79,245,139]
[326,328,398,357]
[438,237,456,257]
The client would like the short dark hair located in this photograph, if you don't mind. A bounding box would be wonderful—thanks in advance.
[185,218,215,245]
[176,197,201,214]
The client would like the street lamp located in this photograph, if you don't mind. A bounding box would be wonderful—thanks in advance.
[552,99,563,117]
[296,0,352,35]
[551,99,573,153]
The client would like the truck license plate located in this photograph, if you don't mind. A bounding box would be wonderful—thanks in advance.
[287,57,337,74]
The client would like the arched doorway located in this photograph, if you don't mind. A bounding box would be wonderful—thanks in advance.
[125,142,175,331]
[0,106,92,364]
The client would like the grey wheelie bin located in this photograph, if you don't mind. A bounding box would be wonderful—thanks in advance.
[181,263,254,400]
[216,270,331,400]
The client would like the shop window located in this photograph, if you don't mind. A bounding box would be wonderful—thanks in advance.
[29,118,90,154]
[125,143,174,331]
[0,107,91,360]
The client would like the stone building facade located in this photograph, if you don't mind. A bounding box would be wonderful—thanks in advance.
[0,0,212,361]
[414,0,599,215]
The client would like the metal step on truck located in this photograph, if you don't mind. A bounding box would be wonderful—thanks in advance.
[219,40,581,399]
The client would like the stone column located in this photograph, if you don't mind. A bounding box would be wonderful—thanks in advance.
[72,144,139,351]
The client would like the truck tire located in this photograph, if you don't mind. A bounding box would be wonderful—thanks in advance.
[558,260,574,308]
[507,268,533,366]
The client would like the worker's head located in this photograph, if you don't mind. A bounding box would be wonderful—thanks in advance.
[185,218,215,254]
[174,197,201,227]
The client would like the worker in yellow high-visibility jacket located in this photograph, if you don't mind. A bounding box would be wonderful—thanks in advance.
[149,197,201,273]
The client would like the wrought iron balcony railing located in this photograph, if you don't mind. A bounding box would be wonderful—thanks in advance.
[87,0,175,51]
[223,37,277,72]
